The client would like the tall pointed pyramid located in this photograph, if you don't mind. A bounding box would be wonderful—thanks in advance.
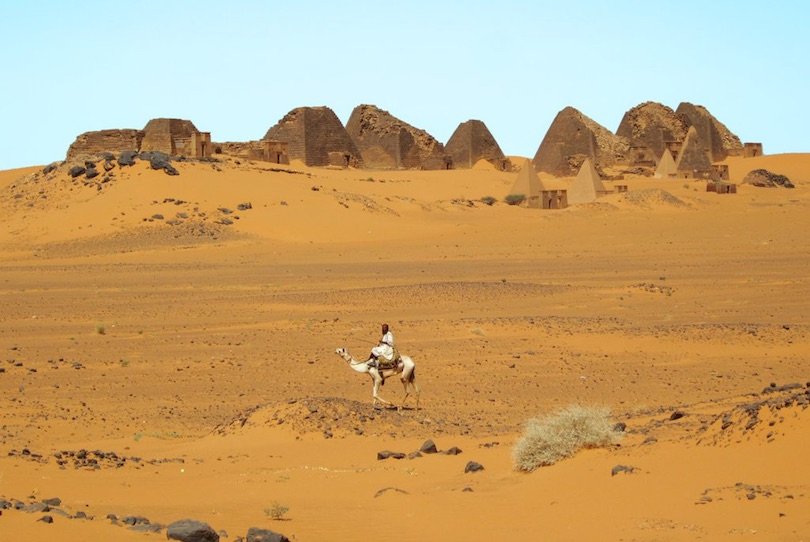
[508,159,544,207]
[445,119,508,170]
[676,102,742,162]
[654,148,678,179]
[568,158,609,204]
[675,126,712,174]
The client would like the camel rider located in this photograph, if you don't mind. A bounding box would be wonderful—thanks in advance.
[369,323,398,369]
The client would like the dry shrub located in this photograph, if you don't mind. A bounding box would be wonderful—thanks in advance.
[512,404,621,472]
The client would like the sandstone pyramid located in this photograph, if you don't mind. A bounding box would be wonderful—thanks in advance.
[508,159,545,207]
[345,104,447,169]
[616,102,689,160]
[568,158,610,205]
[141,118,201,155]
[676,102,743,162]
[445,120,508,170]
[533,106,628,177]
[675,126,712,174]
[264,106,363,167]
[654,148,678,179]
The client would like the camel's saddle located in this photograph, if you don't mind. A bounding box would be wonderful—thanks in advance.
[373,347,401,371]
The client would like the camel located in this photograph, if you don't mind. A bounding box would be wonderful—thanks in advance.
[335,348,420,411]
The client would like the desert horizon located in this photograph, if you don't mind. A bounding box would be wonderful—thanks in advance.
[1,148,809,541]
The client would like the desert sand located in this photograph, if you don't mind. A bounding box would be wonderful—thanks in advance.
[1,153,809,541]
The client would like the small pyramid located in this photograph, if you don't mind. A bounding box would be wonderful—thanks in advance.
[676,102,742,162]
[508,159,544,207]
[676,126,712,173]
[654,148,678,179]
[568,158,609,204]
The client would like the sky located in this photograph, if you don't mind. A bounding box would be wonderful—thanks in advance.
[0,0,807,170]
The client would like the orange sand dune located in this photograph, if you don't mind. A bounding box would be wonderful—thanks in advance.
[0,153,809,541]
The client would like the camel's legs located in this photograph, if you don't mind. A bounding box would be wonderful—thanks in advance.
[371,375,394,408]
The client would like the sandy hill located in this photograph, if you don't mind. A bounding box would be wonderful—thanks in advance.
[0,152,809,541]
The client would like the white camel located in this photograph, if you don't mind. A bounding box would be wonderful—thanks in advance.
[335,348,420,411]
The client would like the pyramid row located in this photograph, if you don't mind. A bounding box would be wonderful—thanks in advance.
[67,102,757,175]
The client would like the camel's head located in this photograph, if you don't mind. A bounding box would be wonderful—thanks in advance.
[335,347,346,356]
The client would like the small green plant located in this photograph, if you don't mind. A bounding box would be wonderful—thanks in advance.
[504,194,526,206]
[265,501,289,520]
[512,404,622,472]
[119,359,130,367]
[95,322,106,335]
[480,196,497,206]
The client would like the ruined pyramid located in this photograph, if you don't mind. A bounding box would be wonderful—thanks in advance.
[345,104,447,169]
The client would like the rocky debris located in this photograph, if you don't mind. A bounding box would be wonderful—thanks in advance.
[167,519,220,542]
[246,526,291,542]
[618,188,688,209]
[742,169,794,188]
[6,447,184,470]
[611,464,635,476]
[669,411,686,421]
[464,461,484,473]
[68,165,86,178]
[377,450,406,460]
[38,515,54,523]
[419,439,438,454]
[118,150,138,166]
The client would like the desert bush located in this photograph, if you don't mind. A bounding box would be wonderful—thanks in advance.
[480,196,497,206]
[504,194,526,206]
[512,404,622,472]
[265,501,289,520]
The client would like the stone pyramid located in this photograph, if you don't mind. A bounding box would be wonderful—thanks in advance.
[616,102,689,160]
[676,102,742,162]
[508,159,544,208]
[141,118,200,155]
[345,104,447,169]
[675,126,712,173]
[264,106,363,167]
[445,119,508,170]
[654,148,678,179]
[533,106,628,177]
[568,158,610,205]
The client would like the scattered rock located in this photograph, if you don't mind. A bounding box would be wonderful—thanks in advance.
[419,439,438,454]
[669,410,686,421]
[38,515,53,524]
[443,446,463,456]
[118,150,138,166]
[377,450,406,460]
[464,461,484,473]
[246,526,291,542]
[611,465,635,476]
[167,519,220,542]
[68,165,86,178]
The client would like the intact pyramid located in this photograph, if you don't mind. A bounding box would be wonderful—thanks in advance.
[508,159,544,208]
[264,106,363,167]
[655,148,678,179]
[568,158,610,204]
[675,126,712,174]
[445,119,508,170]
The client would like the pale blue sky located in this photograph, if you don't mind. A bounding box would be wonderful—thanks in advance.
[0,0,807,170]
